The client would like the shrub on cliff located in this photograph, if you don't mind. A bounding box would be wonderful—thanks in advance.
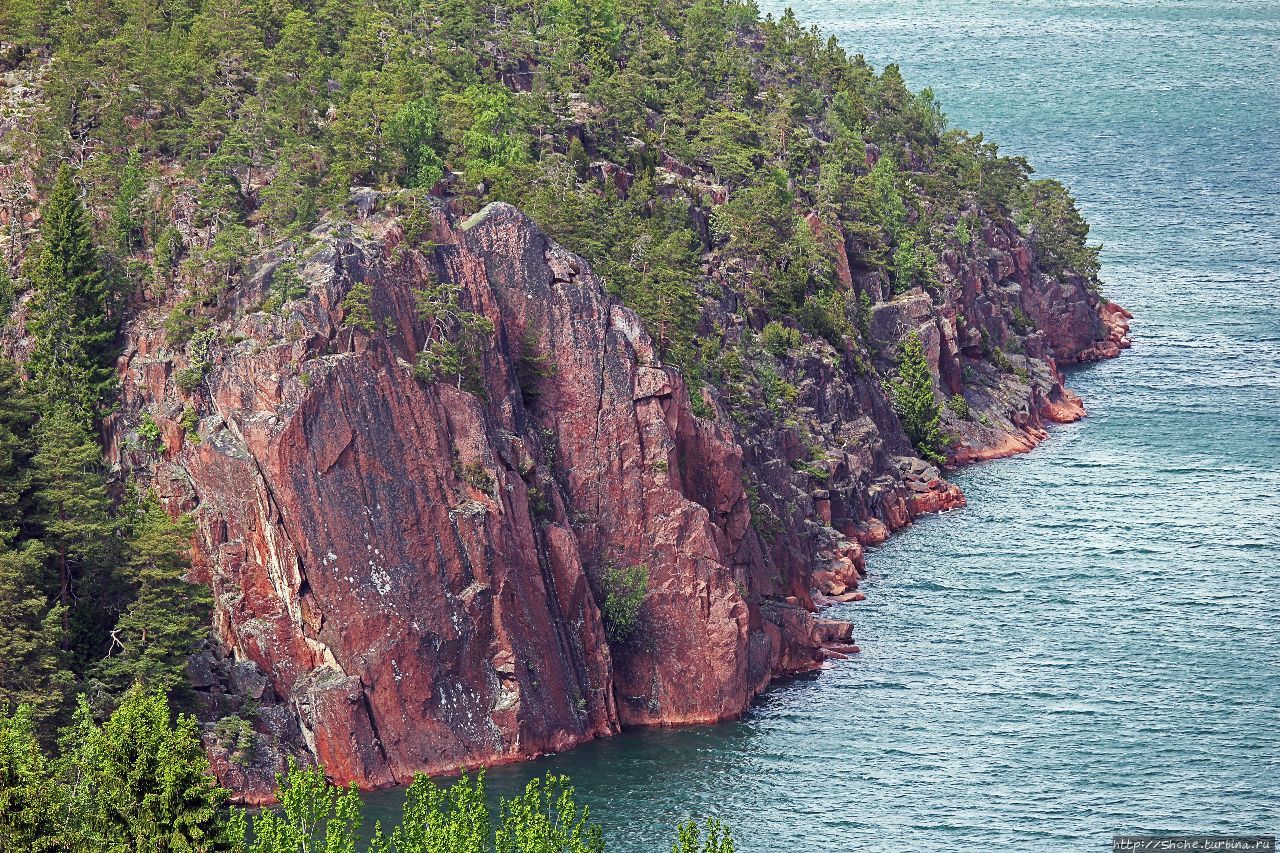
[600,565,649,645]
[761,321,801,357]
[891,331,947,465]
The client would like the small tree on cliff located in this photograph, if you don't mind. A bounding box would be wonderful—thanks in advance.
[413,276,494,395]
[26,166,117,420]
[600,565,648,645]
[93,495,210,700]
[890,331,947,465]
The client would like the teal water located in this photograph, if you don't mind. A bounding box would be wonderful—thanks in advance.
[365,2,1280,849]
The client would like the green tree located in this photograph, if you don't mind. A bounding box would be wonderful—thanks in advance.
[890,235,937,295]
[0,542,71,732]
[26,166,117,419]
[391,772,491,853]
[339,282,378,334]
[672,818,736,853]
[441,85,530,192]
[29,403,117,660]
[94,496,209,699]
[0,704,62,852]
[890,330,946,465]
[111,152,146,255]
[0,360,38,546]
[249,759,361,853]
[696,110,764,187]
[1020,178,1101,284]
[388,98,446,190]
[59,689,245,852]
[495,773,603,853]
[413,278,494,393]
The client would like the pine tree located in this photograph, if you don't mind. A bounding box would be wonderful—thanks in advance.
[29,403,118,660]
[94,495,210,698]
[891,330,947,465]
[26,166,117,420]
[0,542,71,733]
[60,689,246,852]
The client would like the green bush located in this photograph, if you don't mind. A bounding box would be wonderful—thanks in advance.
[180,405,201,441]
[990,346,1014,373]
[462,461,495,497]
[176,363,207,393]
[137,412,164,452]
[948,393,971,420]
[601,565,648,645]
[761,321,801,357]
[213,715,255,767]
[163,297,209,348]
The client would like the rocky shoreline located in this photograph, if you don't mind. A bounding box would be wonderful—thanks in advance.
[18,191,1126,802]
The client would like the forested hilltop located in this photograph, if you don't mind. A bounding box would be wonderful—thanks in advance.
[1,0,1127,824]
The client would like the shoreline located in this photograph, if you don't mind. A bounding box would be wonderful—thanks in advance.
[282,304,1134,804]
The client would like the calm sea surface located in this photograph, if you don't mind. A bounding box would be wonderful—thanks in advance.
[365,2,1280,849]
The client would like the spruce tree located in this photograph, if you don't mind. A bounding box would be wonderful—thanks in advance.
[29,403,117,660]
[891,330,947,465]
[26,166,117,420]
[94,495,210,698]
[0,360,38,546]
[110,152,146,255]
[0,542,71,733]
[60,689,246,852]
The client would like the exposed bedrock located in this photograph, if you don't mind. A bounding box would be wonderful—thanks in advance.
[98,198,1126,798]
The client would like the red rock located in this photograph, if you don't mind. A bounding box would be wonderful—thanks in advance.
[55,193,1127,802]
[97,203,856,799]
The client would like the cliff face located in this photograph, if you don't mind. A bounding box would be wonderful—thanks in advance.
[85,190,1126,800]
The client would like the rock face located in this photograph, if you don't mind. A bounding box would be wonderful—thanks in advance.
[91,195,1126,800]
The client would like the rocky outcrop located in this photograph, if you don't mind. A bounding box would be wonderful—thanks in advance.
[67,190,1124,801]
[99,199,856,797]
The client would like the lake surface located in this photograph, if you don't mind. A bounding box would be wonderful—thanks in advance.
[365,2,1280,849]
